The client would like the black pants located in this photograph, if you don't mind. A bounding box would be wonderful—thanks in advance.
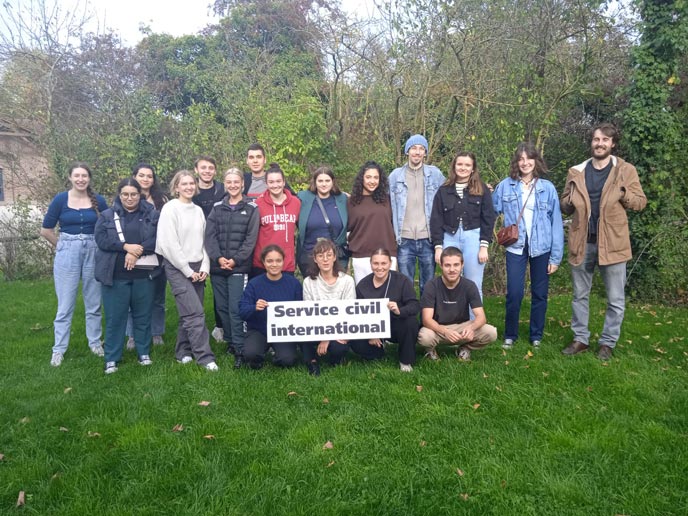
[301,340,349,366]
[350,316,419,366]
[243,329,298,368]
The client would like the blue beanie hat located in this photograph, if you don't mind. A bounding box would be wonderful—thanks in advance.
[404,134,429,154]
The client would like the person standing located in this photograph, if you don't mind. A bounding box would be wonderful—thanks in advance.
[157,170,218,371]
[192,155,225,343]
[417,247,497,361]
[560,123,646,360]
[40,162,108,367]
[205,168,259,368]
[389,134,444,293]
[243,143,269,199]
[493,143,564,350]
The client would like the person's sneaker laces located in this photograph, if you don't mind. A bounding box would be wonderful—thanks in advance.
[50,352,64,367]
[177,356,193,364]
[205,361,219,371]
[502,339,514,350]
[138,355,153,366]
[104,361,118,374]
[457,347,471,361]
[399,362,413,372]
[211,327,224,342]
[90,343,105,357]
[126,336,135,350]
[424,349,440,361]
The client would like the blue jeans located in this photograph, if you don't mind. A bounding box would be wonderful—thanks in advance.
[103,277,155,363]
[397,238,435,294]
[126,270,166,337]
[571,243,626,347]
[210,273,248,353]
[52,234,102,354]
[505,240,550,342]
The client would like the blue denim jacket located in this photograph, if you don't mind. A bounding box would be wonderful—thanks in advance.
[492,177,564,265]
[389,163,445,244]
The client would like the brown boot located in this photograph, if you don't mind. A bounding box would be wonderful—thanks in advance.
[561,341,589,355]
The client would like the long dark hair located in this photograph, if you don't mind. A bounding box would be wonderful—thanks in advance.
[509,142,547,180]
[132,162,166,210]
[307,238,343,279]
[444,152,484,196]
[68,162,100,215]
[351,161,388,205]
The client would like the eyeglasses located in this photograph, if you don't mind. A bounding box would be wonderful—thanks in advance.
[315,251,335,260]
[120,192,140,198]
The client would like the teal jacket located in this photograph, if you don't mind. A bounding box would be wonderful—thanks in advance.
[297,190,348,254]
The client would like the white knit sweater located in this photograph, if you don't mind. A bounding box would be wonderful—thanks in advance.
[155,199,210,277]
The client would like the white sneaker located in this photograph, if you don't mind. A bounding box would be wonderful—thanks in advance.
[424,349,440,361]
[502,339,514,350]
[211,327,224,342]
[177,356,193,364]
[457,347,471,361]
[50,352,64,367]
[90,343,105,357]
[204,361,219,371]
[138,355,153,366]
[152,335,164,346]
[400,362,413,372]
[126,337,135,350]
[104,361,118,374]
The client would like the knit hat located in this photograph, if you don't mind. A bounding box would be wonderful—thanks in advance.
[404,134,428,154]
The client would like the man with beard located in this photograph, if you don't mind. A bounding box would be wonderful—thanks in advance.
[560,123,646,360]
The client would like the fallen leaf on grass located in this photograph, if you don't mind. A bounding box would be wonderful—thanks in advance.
[203,435,215,440]
[523,350,534,360]
[415,385,423,392]
[654,347,667,354]
[504,361,510,366]
[586,386,593,392]
[460,493,469,501]
[322,397,329,404]
[542,372,549,377]
[16,491,25,507]
[87,432,101,438]
[482,373,489,378]
[51,472,60,480]
[0,453,4,461]
[501,479,507,488]
[20,417,30,424]
[30,323,45,331]
[287,391,298,397]
[456,468,465,477]
[472,403,480,410]
[198,400,211,406]
[601,362,609,367]
[419,440,427,447]
[63,387,72,394]
[172,424,184,433]
[495,386,502,392]
[59,427,69,432]
[322,440,334,450]
[501,349,507,356]
[326,460,335,468]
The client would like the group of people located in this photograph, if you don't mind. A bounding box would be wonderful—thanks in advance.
[40,122,646,374]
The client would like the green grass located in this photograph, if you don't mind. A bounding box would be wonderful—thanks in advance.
[1,279,687,515]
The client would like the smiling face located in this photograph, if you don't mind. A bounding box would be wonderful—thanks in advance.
[362,168,380,195]
[247,150,266,175]
[224,173,243,201]
[408,144,426,168]
[440,254,464,285]
[591,129,614,160]
[370,253,392,282]
[453,156,474,183]
[195,160,216,186]
[266,172,285,199]
[315,173,333,198]
[134,167,154,193]
[119,185,141,212]
[69,167,91,192]
[518,152,535,178]
[176,174,197,202]
[262,250,284,279]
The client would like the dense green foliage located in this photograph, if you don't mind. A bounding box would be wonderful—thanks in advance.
[1,279,686,514]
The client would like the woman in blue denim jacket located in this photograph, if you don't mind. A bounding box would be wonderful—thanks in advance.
[493,143,564,350]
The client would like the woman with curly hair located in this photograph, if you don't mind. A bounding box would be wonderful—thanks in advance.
[347,161,397,284]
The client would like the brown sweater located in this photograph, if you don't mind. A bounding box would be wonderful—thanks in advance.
[347,196,397,258]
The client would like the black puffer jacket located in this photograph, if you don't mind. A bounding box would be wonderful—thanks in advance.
[204,196,259,275]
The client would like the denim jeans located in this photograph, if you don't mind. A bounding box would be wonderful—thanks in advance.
[443,227,484,319]
[505,240,550,342]
[397,238,435,294]
[126,270,166,337]
[571,243,626,347]
[52,234,102,354]
[103,277,155,363]
[210,273,248,353]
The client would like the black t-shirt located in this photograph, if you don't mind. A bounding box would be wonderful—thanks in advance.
[193,181,225,219]
[585,160,612,237]
[420,276,482,325]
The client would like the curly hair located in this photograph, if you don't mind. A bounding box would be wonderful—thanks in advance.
[350,161,388,205]
[508,142,548,180]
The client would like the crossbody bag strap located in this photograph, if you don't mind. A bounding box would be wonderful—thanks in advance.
[113,212,126,243]
[315,196,337,242]
[515,178,537,226]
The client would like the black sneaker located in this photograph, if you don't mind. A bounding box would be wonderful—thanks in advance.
[226,344,237,356]
[307,361,321,377]
[234,354,243,369]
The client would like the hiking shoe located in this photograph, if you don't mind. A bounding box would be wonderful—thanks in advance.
[562,341,589,355]
[138,355,153,366]
[90,343,105,357]
[531,340,541,348]
[424,349,440,361]
[152,336,164,346]
[211,327,224,342]
[50,352,64,367]
[400,363,413,373]
[177,355,193,364]
[234,355,243,369]
[457,347,471,361]
[502,339,514,350]
[597,345,613,361]
[104,361,118,374]
[204,361,219,371]
[126,336,135,350]
[307,361,321,377]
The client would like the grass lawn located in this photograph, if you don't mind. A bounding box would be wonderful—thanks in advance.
[1,278,686,515]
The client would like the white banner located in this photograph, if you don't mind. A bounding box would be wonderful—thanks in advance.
[267,299,391,343]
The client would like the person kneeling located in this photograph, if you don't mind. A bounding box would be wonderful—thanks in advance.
[418,246,497,361]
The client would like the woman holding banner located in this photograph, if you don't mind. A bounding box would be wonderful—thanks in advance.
[350,248,420,372]
[301,238,356,376]
[239,244,303,369]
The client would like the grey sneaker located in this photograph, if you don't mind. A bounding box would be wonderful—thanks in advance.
[502,339,514,350]
[104,361,118,374]
[50,352,64,367]
[531,340,541,348]
[152,335,164,346]
[211,327,224,342]
[90,343,105,357]
[138,355,153,366]
[457,347,471,361]
[424,349,440,361]
[204,361,219,371]
[126,336,135,350]
[177,356,193,364]
[399,363,413,372]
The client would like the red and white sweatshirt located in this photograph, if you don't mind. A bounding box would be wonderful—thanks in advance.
[253,189,301,271]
